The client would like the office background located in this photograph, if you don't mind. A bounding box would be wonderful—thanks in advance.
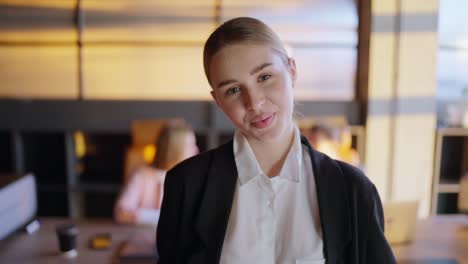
[0,0,467,219]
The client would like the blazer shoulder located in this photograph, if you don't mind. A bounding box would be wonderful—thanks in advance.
[308,145,371,188]
[337,161,372,185]
[334,160,378,201]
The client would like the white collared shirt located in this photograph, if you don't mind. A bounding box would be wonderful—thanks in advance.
[220,126,325,264]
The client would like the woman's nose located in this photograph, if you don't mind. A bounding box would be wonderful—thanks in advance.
[243,87,265,111]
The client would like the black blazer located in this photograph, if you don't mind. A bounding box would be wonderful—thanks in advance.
[157,136,396,264]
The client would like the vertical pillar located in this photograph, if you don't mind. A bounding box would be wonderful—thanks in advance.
[366,0,438,217]
[65,132,80,219]
[12,131,25,175]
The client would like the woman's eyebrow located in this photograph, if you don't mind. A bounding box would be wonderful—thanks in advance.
[250,62,272,75]
[215,62,272,89]
[216,79,237,90]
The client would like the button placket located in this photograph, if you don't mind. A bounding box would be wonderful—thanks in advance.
[257,175,277,260]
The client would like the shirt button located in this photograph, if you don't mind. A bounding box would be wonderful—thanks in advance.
[267,200,274,207]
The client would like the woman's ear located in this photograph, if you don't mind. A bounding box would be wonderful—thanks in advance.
[288,58,297,86]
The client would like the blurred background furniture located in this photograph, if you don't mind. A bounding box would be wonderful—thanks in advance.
[0,173,37,240]
[1,214,466,264]
[0,101,359,220]
[432,128,468,214]
[458,173,468,214]
[391,215,468,264]
[383,201,419,244]
[0,218,155,264]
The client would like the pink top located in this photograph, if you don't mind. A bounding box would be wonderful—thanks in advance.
[114,166,166,224]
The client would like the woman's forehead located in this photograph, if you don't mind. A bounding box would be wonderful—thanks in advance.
[209,44,283,78]
[214,43,273,59]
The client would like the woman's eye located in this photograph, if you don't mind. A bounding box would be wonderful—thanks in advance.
[226,86,240,95]
[259,74,271,82]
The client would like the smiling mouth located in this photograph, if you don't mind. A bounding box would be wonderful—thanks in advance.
[251,113,276,129]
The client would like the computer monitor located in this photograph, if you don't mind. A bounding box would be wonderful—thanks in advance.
[0,173,37,240]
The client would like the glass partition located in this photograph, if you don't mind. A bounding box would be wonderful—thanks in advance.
[82,46,209,100]
[437,0,468,126]
[82,0,215,43]
[0,0,77,42]
[0,46,78,99]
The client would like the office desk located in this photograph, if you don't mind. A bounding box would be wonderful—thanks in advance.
[392,215,468,264]
[1,216,467,263]
[0,218,156,264]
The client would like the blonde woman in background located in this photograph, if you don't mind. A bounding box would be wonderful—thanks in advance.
[114,121,199,225]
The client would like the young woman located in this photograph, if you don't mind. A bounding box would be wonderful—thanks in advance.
[114,121,198,225]
[157,17,396,263]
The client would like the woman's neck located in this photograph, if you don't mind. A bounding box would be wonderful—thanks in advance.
[248,124,295,177]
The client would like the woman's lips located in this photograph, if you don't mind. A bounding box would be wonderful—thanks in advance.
[251,113,276,129]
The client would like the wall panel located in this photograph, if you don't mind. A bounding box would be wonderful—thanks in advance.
[0,46,78,99]
[82,46,210,100]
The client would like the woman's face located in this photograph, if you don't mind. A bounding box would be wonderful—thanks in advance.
[209,44,297,143]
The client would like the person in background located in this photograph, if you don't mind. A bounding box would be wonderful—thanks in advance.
[305,123,334,148]
[337,125,361,167]
[306,123,361,167]
[305,123,339,159]
[157,17,395,263]
[114,121,199,225]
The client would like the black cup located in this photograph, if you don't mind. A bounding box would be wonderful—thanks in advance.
[56,224,79,256]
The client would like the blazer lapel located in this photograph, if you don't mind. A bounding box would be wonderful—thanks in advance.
[302,136,351,264]
[194,141,238,263]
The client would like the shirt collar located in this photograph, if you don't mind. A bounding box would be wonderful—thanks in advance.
[233,126,303,186]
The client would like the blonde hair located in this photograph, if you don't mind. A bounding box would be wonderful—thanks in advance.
[203,17,289,86]
[153,121,195,170]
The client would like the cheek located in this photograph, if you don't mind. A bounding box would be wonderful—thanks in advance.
[220,100,246,123]
[272,80,293,108]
